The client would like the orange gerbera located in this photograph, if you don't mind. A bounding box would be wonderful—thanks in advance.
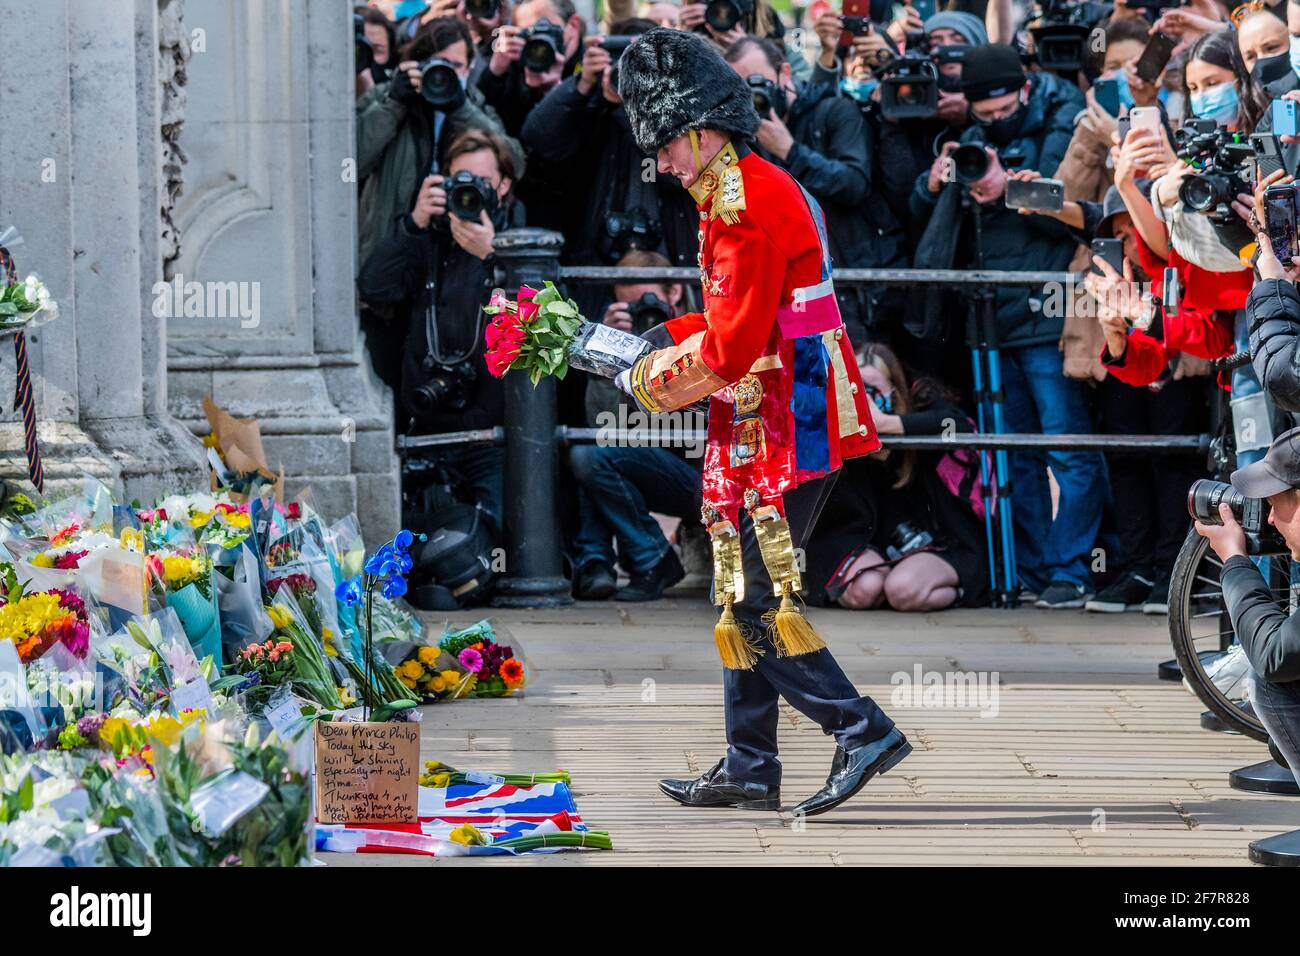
[500,658,524,686]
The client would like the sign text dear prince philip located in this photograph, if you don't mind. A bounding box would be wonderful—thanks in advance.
[315,721,419,824]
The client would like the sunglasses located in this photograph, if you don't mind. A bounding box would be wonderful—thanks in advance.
[1230,0,1266,25]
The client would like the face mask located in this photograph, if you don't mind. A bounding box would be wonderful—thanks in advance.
[865,384,893,414]
[975,94,1026,146]
[1290,34,1300,78]
[1190,81,1240,126]
[841,76,878,103]
[1252,51,1293,87]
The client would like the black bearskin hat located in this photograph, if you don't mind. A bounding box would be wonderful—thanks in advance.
[617,27,761,155]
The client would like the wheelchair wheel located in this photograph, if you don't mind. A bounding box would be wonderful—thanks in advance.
[1167,529,1271,743]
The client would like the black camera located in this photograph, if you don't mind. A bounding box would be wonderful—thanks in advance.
[747,74,787,119]
[446,170,498,222]
[840,15,871,35]
[602,208,662,261]
[354,12,374,74]
[419,57,466,112]
[950,143,992,184]
[627,292,670,334]
[411,358,478,416]
[704,0,753,32]
[1027,0,1110,73]
[1188,479,1286,555]
[465,0,499,20]
[885,521,935,562]
[521,17,565,73]
[1174,119,1254,226]
[601,35,635,91]
[878,38,940,121]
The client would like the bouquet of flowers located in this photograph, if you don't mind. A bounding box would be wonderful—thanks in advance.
[438,619,527,699]
[393,645,475,702]
[262,600,343,710]
[231,638,298,711]
[483,282,652,384]
[0,272,57,330]
[0,564,92,663]
[147,547,222,668]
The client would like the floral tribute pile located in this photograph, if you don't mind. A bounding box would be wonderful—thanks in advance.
[0,415,602,865]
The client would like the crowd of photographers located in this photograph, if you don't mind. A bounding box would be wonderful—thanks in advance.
[348,0,1300,636]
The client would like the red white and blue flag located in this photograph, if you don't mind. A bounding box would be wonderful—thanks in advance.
[316,780,593,857]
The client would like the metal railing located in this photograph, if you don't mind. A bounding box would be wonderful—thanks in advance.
[434,228,1210,608]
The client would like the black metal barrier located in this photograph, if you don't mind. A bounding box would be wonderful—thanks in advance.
[427,228,1211,608]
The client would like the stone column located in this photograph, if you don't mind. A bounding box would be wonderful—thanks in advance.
[0,0,207,500]
[165,0,399,543]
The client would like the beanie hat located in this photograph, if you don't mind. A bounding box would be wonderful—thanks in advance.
[960,43,1026,102]
[617,27,761,154]
[923,11,989,47]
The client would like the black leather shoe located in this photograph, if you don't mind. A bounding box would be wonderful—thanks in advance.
[573,563,616,600]
[614,547,685,602]
[658,759,781,810]
[791,729,912,817]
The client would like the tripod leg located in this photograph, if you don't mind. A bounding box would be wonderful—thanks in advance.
[970,347,1000,601]
[984,345,1019,603]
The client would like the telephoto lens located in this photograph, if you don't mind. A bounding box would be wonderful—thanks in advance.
[628,292,670,333]
[1187,479,1244,526]
[951,143,991,184]
[705,0,748,32]
[419,57,466,112]
[746,75,784,118]
[521,18,563,73]
[445,170,497,222]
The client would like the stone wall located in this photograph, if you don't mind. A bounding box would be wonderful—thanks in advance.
[0,0,399,543]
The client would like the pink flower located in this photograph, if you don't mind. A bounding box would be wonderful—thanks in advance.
[458,647,484,672]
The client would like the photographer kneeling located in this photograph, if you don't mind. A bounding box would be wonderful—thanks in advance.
[1195,428,1300,780]
[358,129,523,543]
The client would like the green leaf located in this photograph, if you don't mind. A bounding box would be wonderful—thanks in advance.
[0,302,17,316]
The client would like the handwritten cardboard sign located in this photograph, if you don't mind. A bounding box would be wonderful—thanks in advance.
[315,721,420,825]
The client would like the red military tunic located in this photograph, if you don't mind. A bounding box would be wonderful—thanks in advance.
[628,142,879,534]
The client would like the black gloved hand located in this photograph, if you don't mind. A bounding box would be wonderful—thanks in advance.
[388,66,422,105]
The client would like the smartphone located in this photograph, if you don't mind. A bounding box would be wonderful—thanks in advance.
[1162,265,1180,313]
[1093,78,1122,118]
[1090,238,1125,277]
[1134,32,1177,85]
[1273,98,1299,138]
[1117,115,1131,144]
[1005,177,1065,213]
[1253,131,1287,181]
[838,0,870,49]
[1129,105,1162,139]
[1264,181,1299,261]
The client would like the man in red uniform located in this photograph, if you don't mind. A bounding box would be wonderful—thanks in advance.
[615,28,909,816]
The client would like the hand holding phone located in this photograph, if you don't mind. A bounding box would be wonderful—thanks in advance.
[1005,177,1065,213]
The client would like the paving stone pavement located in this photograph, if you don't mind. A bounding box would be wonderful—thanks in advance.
[319,595,1298,867]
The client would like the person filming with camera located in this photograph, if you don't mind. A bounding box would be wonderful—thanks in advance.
[357,129,523,536]
[1194,427,1300,783]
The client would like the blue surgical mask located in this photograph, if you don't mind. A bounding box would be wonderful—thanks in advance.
[841,76,878,103]
[1290,33,1300,78]
[1107,69,1135,111]
[1190,81,1240,126]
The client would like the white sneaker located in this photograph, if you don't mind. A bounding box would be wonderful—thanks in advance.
[1203,644,1252,703]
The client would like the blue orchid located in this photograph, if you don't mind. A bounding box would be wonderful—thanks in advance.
[335,576,363,607]
[381,575,408,599]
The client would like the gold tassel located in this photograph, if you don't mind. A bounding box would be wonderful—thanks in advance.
[714,594,759,670]
[766,581,827,658]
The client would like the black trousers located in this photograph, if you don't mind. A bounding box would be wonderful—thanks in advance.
[1099,375,1208,581]
[723,473,896,786]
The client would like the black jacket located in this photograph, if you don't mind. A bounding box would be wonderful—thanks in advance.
[357,202,524,434]
[908,71,1084,348]
[519,77,697,271]
[753,79,907,341]
[477,52,582,237]
[1222,554,1300,683]
[1247,278,1300,412]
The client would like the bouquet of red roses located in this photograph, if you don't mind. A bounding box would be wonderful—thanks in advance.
[483,283,651,384]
